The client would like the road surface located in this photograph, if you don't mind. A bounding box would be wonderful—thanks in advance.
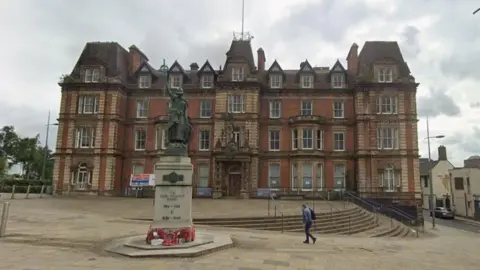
[423,210,480,234]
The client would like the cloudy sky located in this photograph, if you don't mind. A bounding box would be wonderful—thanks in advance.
[1,0,479,166]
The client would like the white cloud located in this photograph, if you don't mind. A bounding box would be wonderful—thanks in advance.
[0,0,479,167]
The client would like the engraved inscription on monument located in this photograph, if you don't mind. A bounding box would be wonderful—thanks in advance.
[153,186,192,228]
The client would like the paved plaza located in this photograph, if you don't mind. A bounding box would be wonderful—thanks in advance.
[0,197,479,270]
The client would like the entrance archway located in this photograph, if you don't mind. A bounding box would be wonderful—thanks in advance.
[227,164,242,197]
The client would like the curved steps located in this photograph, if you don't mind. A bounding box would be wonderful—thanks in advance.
[193,207,379,235]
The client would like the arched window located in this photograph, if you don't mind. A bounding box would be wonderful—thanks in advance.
[71,163,92,190]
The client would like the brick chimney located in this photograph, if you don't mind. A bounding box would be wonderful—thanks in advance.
[438,145,447,161]
[257,48,265,71]
[190,62,199,71]
[128,45,145,75]
[346,43,358,77]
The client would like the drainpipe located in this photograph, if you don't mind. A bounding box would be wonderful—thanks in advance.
[119,86,129,196]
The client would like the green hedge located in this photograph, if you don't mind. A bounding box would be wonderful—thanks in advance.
[0,179,51,194]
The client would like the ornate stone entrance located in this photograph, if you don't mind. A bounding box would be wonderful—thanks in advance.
[227,164,242,197]
[212,160,251,199]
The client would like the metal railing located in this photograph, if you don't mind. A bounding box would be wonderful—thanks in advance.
[344,191,421,237]
[267,193,284,232]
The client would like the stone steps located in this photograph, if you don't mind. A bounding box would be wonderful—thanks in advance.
[193,207,379,235]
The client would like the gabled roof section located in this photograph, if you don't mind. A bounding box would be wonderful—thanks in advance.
[224,40,256,70]
[330,59,346,73]
[169,60,186,75]
[71,42,129,78]
[357,41,411,77]
[419,158,438,176]
[198,60,217,76]
[297,60,315,75]
[134,61,160,78]
[268,60,284,73]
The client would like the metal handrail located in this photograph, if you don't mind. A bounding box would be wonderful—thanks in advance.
[268,193,284,233]
[344,191,420,237]
[313,193,360,235]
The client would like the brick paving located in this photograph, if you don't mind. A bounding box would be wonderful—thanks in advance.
[0,197,478,270]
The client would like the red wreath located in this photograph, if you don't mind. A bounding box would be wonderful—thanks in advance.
[145,226,196,245]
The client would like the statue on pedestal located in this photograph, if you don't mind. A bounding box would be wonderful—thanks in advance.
[160,63,192,156]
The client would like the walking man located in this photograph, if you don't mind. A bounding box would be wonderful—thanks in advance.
[302,204,316,244]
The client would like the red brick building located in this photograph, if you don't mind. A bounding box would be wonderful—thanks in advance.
[53,36,421,199]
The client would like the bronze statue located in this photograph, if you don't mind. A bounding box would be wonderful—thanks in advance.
[161,73,192,156]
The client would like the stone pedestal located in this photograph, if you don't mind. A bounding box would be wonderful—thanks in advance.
[146,155,195,246]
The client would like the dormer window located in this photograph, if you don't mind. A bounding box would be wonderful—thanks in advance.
[170,75,182,88]
[378,68,393,83]
[300,75,313,88]
[270,74,282,88]
[332,74,344,88]
[139,75,151,88]
[84,68,100,83]
[201,75,214,89]
[232,67,244,82]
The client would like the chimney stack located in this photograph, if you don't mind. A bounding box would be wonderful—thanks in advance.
[190,62,199,71]
[128,45,142,75]
[438,145,447,161]
[257,48,265,71]
[346,43,358,77]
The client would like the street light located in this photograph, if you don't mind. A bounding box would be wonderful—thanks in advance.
[425,115,445,229]
[40,110,58,192]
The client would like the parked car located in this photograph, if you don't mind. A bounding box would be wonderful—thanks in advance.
[430,207,455,219]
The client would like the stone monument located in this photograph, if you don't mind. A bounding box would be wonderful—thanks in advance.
[145,67,195,246]
[104,61,232,257]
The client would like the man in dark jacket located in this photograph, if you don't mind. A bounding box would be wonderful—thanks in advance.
[302,204,316,244]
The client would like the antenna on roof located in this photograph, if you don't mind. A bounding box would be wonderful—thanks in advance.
[233,0,252,41]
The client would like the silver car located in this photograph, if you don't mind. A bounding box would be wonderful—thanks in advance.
[431,207,455,219]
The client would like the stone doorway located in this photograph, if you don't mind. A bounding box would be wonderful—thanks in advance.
[227,164,242,197]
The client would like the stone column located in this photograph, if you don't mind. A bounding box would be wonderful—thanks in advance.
[212,161,223,199]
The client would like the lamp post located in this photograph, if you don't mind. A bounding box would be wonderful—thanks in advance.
[425,115,445,228]
[40,110,58,193]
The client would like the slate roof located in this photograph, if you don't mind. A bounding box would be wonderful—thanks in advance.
[357,41,411,77]
[419,158,439,176]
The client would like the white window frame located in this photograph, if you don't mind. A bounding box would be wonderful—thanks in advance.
[134,129,147,151]
[170,75,182,88]
[75,127,95,148]
[227,95,245,113]
[291,129,298,150]
[155,127,167,150]
[301,163,313,191]
[383,165,395,192]
[302,128,313,150]
[77,95,99,114]
[268,129,280,151]
[233,131,240,143]
[291,163,298,191]
[268,163,281,190]
[270,74,282,88]
[139,75,151,88]
[301,100,313,116]
[232,67,244,82]
[316,129,323,150]
[300,75,313,88]
[136,100,148,118]
[376,96,398,114]
[84,69,93,82]
[317,163,323,191]
[201,74,214,89]
[269,101,281,119]
[377,127,399,150]
[200,100,212,118]
[332,74,344,88]
[333,101,345,119]
[92,69,100,82]
[198,164,210,188]
[333,132,345,151]
[378,68,393,83]
[198,130,211,151]
[72,163,92,190]
[333,164,346,191]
